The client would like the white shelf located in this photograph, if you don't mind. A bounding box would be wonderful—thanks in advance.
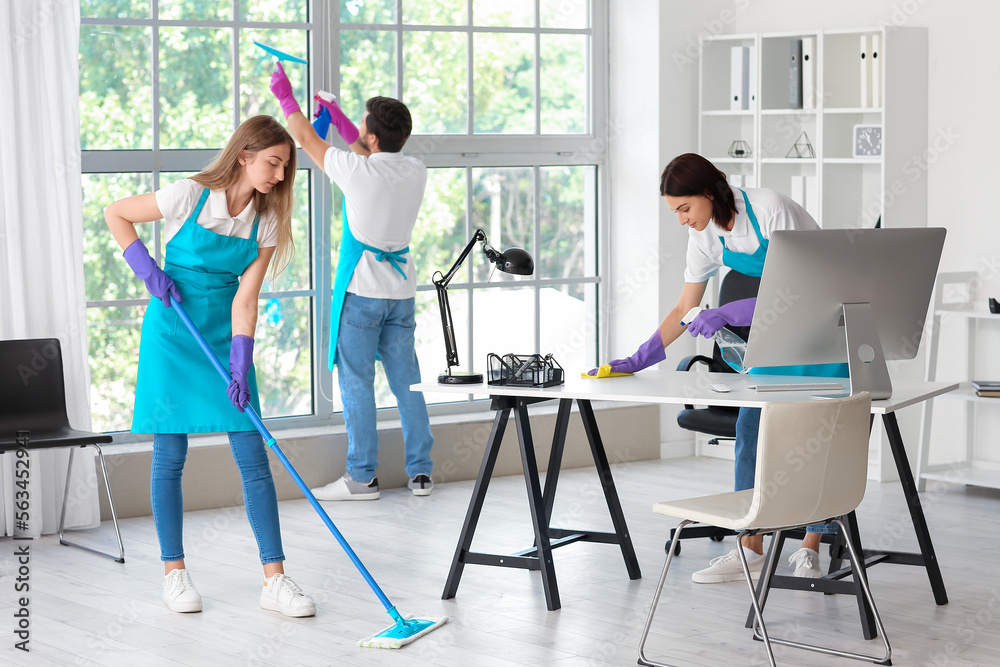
[702,109,754,117]
[761,158,817,164]
[698,27,927,230]
[921,463,1000,490]
[936,383,1000,404]
[825,107,884,114]
[917,301,1000,490]
[760,108,818,115]
[823,158,882,164]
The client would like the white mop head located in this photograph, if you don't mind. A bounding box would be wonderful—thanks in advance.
[358,613,449,649]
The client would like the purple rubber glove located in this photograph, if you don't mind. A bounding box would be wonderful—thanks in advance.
[314,93,360,145]
[587,330,666,375]
[269,62,300,118]
[687,298,757,338]
[122,239,181,308]
[227,335,254,411]
[311,103,332,139]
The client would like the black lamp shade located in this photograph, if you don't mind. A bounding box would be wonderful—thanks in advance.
[495,247,533,275]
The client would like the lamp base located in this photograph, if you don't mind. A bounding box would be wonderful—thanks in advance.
[438,370,483,384]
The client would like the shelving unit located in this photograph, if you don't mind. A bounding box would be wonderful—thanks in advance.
[698,27,928,230]
[696,27,930,479]
[917,309,1000,490]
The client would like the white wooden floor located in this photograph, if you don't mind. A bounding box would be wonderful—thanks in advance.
[2,455,999,666]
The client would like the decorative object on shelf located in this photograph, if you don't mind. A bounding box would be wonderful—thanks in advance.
[728,140,752,158]
[989,297,999,314]
[486,353,564,388]
[852,124,883,157]
[933,271,978,312]
[433,229,534,384]
[785,131,815,158]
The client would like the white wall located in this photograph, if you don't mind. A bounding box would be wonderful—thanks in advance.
[610,1,739,455]
[611,1,1000,464]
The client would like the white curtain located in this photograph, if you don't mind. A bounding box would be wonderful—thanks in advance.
[0,0,100,536]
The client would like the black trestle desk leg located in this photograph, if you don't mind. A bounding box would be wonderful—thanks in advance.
[882,412,948,605]
[442,403,510,601]
[578,399,641,580]
[514,398,561,610]
[540,398,573,527]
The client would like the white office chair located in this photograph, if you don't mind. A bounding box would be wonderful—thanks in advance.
[637,392,891,667]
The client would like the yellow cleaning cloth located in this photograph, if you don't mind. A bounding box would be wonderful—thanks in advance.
[581,364,634,379]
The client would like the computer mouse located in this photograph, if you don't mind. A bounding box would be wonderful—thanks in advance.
[710,383,732,393]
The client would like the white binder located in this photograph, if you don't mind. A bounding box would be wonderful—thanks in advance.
[730,46,750,111]
[747,45,757,111]
[870,33,881,108]
[728,173,746,187]
[860,34,872,108]
[801,37,816,109]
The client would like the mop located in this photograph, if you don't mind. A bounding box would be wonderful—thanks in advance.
[168,297,448,648]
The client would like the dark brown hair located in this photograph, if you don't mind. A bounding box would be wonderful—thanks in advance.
[365,97,413,153]
[659,153,738,229]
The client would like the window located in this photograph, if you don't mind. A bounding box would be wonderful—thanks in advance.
[81,0,606,435]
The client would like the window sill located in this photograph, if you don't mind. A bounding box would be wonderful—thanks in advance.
[106,399,652,454]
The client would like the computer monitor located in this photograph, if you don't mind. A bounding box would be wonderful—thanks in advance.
[742,228,946,399]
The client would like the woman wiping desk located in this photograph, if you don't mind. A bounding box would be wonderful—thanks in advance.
[587,153,845,583]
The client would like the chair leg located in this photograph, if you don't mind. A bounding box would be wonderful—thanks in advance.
[738,533,778,667]
[637,519,692,667]
[58,444,125,563]
[747,519,892,664]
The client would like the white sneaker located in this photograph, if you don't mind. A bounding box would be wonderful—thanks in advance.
[311,473,380,501]
[691,548,765,584]
[260,573,316,618]
[789,547,823,578]
[162,568,202,613]
[407,474,434,496]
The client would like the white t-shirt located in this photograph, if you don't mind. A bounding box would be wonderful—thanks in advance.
[155,179,279,248]
[683,185,818,283]
[323,147,428,299]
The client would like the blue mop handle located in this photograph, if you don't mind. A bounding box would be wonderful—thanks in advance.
[168,296,398,616]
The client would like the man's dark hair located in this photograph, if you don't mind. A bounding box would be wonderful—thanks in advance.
[660,153,738,229]
[365,97,413,153]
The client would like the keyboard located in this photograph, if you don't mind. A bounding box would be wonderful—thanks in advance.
[749,382,844,393]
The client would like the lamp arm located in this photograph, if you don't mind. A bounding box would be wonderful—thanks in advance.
[435,228,487,289]
[435,280,460,368]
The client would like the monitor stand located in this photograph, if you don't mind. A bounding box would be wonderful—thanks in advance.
[842,302,892,399]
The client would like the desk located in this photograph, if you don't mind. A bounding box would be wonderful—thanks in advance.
[415,372,957,617]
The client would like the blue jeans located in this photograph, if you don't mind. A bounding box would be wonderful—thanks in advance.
[735,407,837,535]
[337,293,434,482]
[151,431,285,562]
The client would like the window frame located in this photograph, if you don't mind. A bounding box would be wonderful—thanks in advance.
[80,0,609,442]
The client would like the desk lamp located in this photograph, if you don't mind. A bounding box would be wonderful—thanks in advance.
[433,228,533,384]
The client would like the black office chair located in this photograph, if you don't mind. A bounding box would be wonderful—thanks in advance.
[0,338,125,562]
[675,269,760,442]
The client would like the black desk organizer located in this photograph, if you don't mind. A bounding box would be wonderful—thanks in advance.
[487,353,564,388]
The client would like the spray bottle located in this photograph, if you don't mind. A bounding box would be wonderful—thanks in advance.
[681,307,749,373]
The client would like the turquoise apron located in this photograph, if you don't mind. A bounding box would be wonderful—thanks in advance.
[328,204,410,368]
[132,187,263,433]
[722,190,848,379]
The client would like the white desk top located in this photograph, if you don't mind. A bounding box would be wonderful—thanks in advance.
[413,371,958,415]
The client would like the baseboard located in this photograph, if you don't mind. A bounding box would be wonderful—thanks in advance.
[95,402,661,520]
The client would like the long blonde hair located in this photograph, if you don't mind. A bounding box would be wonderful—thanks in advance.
[191,115,296,282]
